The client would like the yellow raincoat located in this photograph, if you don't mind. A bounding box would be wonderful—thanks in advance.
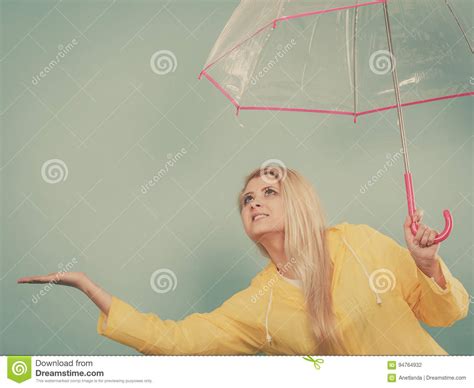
[97,222,469,355]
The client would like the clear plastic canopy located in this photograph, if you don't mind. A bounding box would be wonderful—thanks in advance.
[200,0,473,120]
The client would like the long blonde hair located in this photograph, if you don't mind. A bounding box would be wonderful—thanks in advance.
[237,165,346,354]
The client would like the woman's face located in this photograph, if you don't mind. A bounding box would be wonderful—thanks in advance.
[240,176,285,242]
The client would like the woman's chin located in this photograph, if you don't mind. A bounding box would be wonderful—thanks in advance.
[250,226,277,242]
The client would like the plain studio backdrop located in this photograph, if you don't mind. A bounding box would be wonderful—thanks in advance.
[0,0,472,355]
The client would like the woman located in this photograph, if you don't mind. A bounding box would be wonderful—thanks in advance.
[18,166,469,355]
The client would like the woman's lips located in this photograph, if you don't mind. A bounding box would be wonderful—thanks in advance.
[252,214,269,222]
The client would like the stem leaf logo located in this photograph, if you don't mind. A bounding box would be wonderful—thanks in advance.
[7,356,32,383]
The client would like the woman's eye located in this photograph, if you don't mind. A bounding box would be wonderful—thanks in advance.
[243,195,252,205]
[243,189,276,206]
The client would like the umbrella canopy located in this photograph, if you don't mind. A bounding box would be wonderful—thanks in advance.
[199,0,472,121]
[199,0,474,243]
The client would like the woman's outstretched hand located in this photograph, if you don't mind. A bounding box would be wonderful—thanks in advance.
[17,272,112,315]
[17,272,87,289]
[403,209,446,288]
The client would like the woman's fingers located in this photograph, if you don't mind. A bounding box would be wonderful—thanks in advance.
[426,229,438,246]
[412,208,424,224]
[414,223,426,246]
[17,273,59,284]
[409,208,440,248]
[415,225,438,248]
[420,227,432,247]
[17,276,44,284]
[17,271,86,289]
[411,209,431,246]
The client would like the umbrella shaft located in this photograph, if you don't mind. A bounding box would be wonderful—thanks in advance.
[352,4,358,119]
[382,1,410,173]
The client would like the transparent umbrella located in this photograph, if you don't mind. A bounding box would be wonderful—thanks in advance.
[199,0,473,243]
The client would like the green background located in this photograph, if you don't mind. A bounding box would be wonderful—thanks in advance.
[1,0,472,355]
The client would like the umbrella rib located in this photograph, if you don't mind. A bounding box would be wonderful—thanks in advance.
[445,0,474,54]
[303,20,318,90]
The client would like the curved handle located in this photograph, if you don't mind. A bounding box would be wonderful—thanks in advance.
[409,209,453,244]
[404,172,453,244]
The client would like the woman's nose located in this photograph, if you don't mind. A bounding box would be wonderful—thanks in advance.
[250,201,261,209]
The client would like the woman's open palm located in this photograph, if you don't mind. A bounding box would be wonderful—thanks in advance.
[18,271,112,314]
[17,272,86,289]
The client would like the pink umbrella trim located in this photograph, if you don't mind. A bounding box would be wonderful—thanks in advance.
[200,69,473,123]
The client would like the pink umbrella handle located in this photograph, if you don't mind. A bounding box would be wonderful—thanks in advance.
[404,172,453,244]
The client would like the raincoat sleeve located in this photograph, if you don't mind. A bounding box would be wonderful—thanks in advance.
[96,287,263,355]
[399,251,469,327]
[361,224,470,327]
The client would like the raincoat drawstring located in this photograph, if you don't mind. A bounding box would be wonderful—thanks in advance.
[265,287,273,344]
[341,236,383,305]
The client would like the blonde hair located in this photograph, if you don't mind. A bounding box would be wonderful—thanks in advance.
[237,165,346,354]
